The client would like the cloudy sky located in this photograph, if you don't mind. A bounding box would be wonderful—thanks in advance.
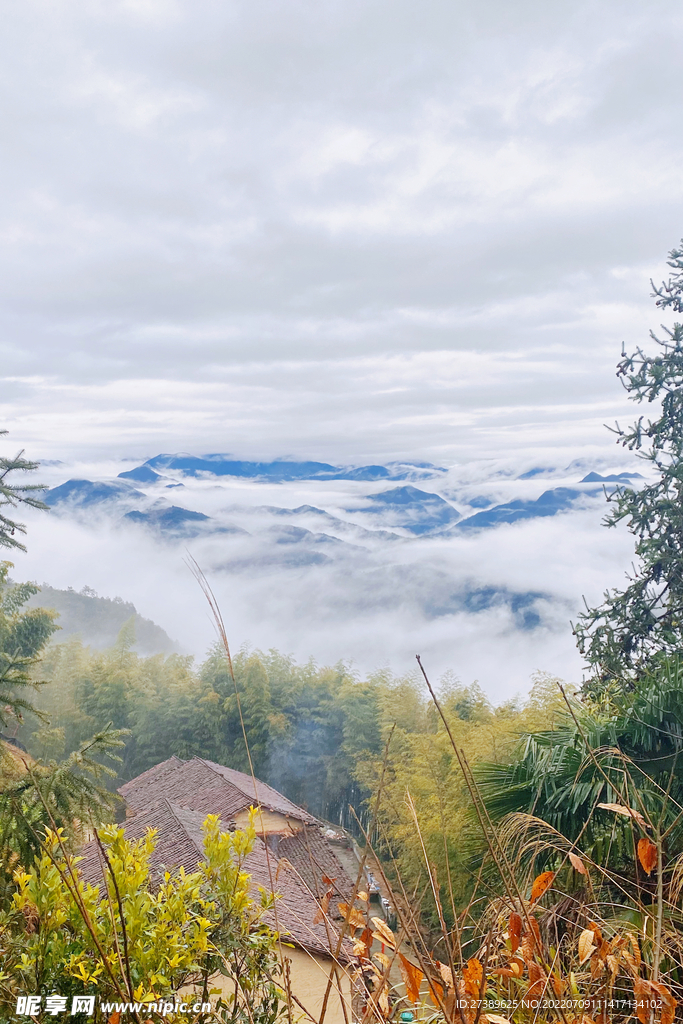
[2,0,682,466]
[3,0,683,692]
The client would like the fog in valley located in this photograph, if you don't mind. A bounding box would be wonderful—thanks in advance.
[11,447,640,698]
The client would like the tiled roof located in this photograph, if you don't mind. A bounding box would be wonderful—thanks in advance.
[119,758,253,820]
[78,802,353,963]
[119,757,318,826]
[198,760,319,825]
[77,801,204,887]
[118,755,185,804]
[273,827,356,918]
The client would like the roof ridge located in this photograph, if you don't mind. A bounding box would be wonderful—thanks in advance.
[118,754,184,795]
[164,800,206,860]
[180,757,318,824]
[195,756,264,804]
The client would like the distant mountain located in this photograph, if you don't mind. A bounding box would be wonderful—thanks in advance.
[25,584,177,655]
[456,487,600,531]
[117,454,444,483]
[118,465,162,483]
[352,485,461,535]
[247,504,402,541]
[580,472,643,483]
[518,467,555,479]
[124,505,248,538]
[42,460,618,546]
[45,479,143,507]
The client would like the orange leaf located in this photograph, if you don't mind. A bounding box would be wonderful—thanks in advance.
[338,902,366,930]
[370,916,396,949]
[313,889,332,924]
[399,953,424,1004]
[357,890,369,902]
[358,926,373,957]
[427,979,444,1006]
[322,874,336,885]
[634,978,654,1024]
[275,857,294,881]
[652,982,677,1024]
[569,852,586,875]
[637,838,657,875]
[521,915,542,962]
[438,960,454,991]
[109,1015,121,1024]
[529,871,555,904]
[526,962,546,998]
[598,802,647,827]
[509,911,522,952]
[377,983,390,1018]
[463,957,484,999]
[629,933,641,969]
[551,974,566,996]
[579,928,596,965]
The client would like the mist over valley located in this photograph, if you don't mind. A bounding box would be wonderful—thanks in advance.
[11,448,641,698]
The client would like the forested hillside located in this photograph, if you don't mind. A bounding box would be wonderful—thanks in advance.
[15,621,561,833]
[24,583,177,654]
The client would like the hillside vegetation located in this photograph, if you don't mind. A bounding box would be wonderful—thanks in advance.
[15,619,559,839]
[24,583,177,655]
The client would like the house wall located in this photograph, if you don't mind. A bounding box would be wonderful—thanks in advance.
[233,807,304,834]
[285,946,354,1024]
[185,951,353,1024]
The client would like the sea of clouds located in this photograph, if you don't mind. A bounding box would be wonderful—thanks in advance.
[13,447,641,702]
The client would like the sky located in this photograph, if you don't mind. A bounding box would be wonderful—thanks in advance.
[2,0,682,466]
[3,0,683,694]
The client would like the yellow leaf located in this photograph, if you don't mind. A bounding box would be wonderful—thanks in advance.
[485,1016,511,1024]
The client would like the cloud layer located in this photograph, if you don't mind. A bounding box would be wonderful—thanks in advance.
[2,0,682,462]
[2,1,680,696]
[14,456,638,699]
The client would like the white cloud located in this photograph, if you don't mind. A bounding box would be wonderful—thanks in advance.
[1,0,679,688]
